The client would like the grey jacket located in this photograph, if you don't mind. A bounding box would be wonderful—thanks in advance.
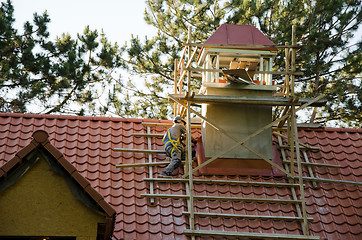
[163,123,186,148]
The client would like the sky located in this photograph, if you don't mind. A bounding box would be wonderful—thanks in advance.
[11,0,157,45]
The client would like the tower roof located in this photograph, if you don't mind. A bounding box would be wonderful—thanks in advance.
[205,24,276,46]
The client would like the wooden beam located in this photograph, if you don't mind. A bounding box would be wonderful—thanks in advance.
[297,176,362,186]
[132,133,164,138]
[184,230,320,239]
[185,67,304,75]
[283,160,340,168]
[113,148,165,154]
[182,212,313,221]
[143,178,301,188]
[141,194,301,204]
[141,122,201,128]
[169,94,326,107]
[183,42,302,49]
[279,145,317,151]
[115,161,183,168]
[255,70,303,76]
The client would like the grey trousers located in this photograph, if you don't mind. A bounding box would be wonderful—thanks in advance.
[163,144,185,174]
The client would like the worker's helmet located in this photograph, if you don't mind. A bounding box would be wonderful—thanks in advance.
[174,116,186,125]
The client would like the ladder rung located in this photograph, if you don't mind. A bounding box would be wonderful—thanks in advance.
[141,194,188,199]
[132,133,164,138]
[283,160,340,168]
[141,194,302,204]
[183,211,313,221]
[280,144,320,151]
[116,161,181,168]
[144,178,301,188]
[113,148,165,154]
[184,229,320,239]
[142,122,201,128]
[295,176,362,186]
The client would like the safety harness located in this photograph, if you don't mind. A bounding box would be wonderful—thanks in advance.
[163,130,182,155]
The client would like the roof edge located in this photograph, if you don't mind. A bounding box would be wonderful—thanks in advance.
[0,129,117,220]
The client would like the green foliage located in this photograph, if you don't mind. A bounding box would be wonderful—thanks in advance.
[111,0,361,126]
[1,0,360,126]
[0,0,122,114]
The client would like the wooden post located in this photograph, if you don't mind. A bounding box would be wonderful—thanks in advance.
[186,25,195,237]
[186,100,194,231]
[291,26,296,96]
[290,108,295,177]
[284,42,290,96]
[187,26,191,93]
[174,58,178,116]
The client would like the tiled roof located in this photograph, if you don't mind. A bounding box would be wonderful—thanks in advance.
[204,24,276,46]
[0,112,361,240]
[0,125,117,238]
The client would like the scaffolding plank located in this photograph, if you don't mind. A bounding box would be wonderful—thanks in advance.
[113,148,165,154]
[283,160,340,168]
[143,178,301,188]
[296,176,362,186]
[116,161,184,168]
[141,194,301,204]
[279,145,318,151]
[279,144,320,151]
[183,212,313,221]
[141,122,201,128]
[132,133,164,138]
[184,230,320,239]
[169,94,326,107]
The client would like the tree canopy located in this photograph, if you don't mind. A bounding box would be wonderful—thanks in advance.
[1,0,361,127]
[0,0,122,115]
[111,0,361,126]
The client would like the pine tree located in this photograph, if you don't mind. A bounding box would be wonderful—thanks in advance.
[111,0,361,126]
[0,0,122,115]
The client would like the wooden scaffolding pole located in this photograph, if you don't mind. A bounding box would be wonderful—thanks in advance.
[174,58,178,115]
[185,25,195,238]
[291,25,309,235]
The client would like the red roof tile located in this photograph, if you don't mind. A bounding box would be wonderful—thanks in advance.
[0,112,361,239]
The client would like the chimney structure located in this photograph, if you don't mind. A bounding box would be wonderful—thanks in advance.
[197,24,278,173]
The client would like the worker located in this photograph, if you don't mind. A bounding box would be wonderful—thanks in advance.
[158,116,187,178]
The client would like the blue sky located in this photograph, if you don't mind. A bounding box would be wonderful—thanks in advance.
[11,0,157,44]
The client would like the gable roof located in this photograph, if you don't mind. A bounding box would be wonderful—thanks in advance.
[0,112,361,239]
[0,116,116,239]
[204,24,276,46]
